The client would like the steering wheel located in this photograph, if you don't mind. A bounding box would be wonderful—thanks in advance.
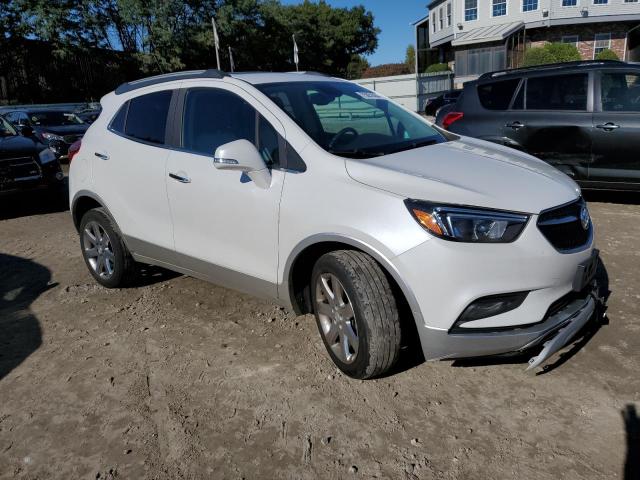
[328,127,359,150]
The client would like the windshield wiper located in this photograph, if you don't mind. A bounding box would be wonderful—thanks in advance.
[327,149,385,159]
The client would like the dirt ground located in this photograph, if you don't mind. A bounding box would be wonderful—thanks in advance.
[1,184,639,480]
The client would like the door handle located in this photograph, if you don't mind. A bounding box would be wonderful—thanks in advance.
[94,152,109,160]
[169,172,191,184]
[505,121,525,130]
[595,122,620,131]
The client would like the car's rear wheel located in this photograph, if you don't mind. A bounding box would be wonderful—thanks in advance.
[311,250,401,379]
[79,208,135,288]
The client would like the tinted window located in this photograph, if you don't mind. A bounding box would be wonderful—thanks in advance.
[125,90,172,144]
[526,74,588,111]
[601,72,640,112]
[257,116,280,167]
[477,79,520,110]
[182,88,255,156]
[26,110,84,126]
[110,102,128,133]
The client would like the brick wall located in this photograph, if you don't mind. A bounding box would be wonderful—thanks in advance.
[527,22,635,60]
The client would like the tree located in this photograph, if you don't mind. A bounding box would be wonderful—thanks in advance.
[405,44,415,72]
[595,48,619,61]
[5,0,380,76]
[523,42,580,67]
[346,55,370,79]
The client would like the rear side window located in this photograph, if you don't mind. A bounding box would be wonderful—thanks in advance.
[526,74,588,111]
[601,72,640,112]
[124,90,172,144]
[110,103,128,133]
[477,79,521,110]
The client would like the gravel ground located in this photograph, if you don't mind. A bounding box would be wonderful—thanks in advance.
[0,186,639,480]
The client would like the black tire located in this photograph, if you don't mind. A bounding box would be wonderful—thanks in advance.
[311,250,401,379]
[79,207,136,288]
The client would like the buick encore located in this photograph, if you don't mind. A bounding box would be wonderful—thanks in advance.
[69,70,601,379]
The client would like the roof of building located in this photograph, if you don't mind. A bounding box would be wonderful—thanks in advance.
[451,21,524,47]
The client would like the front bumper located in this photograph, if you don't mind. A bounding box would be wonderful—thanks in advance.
[414,286,599,369]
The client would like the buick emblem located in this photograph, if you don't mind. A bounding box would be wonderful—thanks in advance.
[580,205,590,230]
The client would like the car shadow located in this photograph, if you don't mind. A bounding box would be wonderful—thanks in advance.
[0,181,69,221]
[450,258,610,374]
[134,264,181,287]
[0,253,54,381]
[623,404,640,480]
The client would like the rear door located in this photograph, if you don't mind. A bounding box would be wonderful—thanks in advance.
[91,89,176,255]
[499,72,593,181]
[589,69,640,186]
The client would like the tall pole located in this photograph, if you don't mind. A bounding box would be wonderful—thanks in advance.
[228,46,235,72]
[292,34,299,72]
[212,17,221,70]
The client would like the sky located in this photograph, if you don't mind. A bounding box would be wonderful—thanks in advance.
[280,0,428,66]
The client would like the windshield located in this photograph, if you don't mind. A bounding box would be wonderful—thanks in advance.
[0,116,17,136]
[257,81,445,158]
[27,111,84,126]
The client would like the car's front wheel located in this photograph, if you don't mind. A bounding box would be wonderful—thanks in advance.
[311,250,401,379]
[79,208,135,288]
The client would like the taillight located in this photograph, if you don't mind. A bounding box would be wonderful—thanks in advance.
[68,140,81,163]
[442,112,464,130]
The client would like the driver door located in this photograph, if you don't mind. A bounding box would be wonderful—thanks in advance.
[166,85,286,296]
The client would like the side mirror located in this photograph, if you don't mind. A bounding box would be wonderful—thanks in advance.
[213,139,271,189]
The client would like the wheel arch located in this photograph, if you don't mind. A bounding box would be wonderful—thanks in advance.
[281,234,424,326]
[71,190,118,233]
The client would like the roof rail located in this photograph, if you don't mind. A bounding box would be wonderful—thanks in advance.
[288,71,331,77]
[114,69,226,95]
[478,60,624,81]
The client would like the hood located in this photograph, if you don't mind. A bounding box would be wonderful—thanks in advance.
[345,137,580,214]
[33,124,89,136]
[0,134,40,158]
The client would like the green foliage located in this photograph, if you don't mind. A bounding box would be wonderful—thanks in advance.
[346,55,370,79]
[405,45,415,72]
[4,0,380,76]
[523,42,581,67]
[425,62,450,73]
[595,48,619,61]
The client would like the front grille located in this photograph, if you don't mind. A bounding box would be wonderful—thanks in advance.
[0,156,42,187]
[537,198,591,252]
[63,134,82,144]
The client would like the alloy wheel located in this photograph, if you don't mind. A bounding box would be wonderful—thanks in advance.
[83,221,115,279]
[315,273,359,364]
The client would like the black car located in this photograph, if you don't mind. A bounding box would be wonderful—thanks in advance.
[424,90,461,116]
[0,116,64,194]
[437,60,640,191]
[3,108,88,160]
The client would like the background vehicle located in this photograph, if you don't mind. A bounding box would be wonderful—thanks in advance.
[2,108,88,160]
[70,70,598,379]
[436,60,640,191]
[0,115,64,194]
[424,90,461,116]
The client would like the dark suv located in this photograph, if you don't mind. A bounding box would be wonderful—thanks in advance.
[438,60,640,191]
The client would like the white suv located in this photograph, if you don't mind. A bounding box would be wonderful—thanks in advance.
[69,70,601,379]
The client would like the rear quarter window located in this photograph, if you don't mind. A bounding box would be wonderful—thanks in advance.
[124,90,173,144]
[477,78,521,110]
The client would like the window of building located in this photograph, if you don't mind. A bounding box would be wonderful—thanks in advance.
[624,0,638,3]
[562,35,579,47]
[432,12,436,32]
[478,79,521,110]
[465,0,478,21]
[447,3,452,26]
[593,33,612,58]
[593,0,608,4]
[439,7,444,29]
[562,0,577,5]
[601,73,640,112]
[124,90,172,144]
[522,0,538,12]
[455,46,506,77]
[525,74,588,110]
[493,0,507,16]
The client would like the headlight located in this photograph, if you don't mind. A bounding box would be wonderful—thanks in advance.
[405,200,529,243]
[41,132,64,142]
[38,148,58,164]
